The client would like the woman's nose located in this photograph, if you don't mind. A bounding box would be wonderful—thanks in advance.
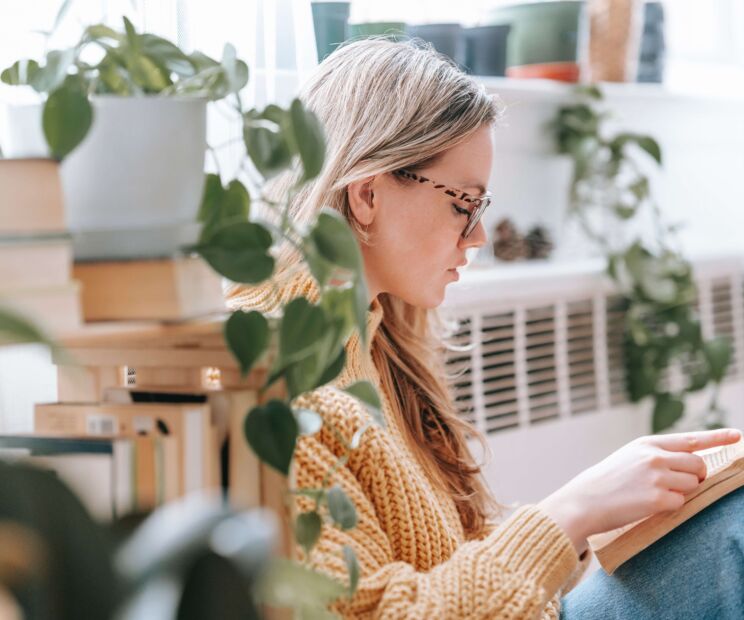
[459,219,487,249]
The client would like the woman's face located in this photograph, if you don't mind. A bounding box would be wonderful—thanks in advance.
[351,124,493,308]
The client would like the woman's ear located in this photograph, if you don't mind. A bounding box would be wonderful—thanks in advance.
[347,176,376,226]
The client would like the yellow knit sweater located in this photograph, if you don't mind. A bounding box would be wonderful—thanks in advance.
[229,271,586,619]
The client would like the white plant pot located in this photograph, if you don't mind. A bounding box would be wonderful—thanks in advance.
[4,97,207,260]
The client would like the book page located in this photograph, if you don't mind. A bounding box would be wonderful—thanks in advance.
[698,440,744,477]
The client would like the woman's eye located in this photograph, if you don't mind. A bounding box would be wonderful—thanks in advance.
[452,203,470,217]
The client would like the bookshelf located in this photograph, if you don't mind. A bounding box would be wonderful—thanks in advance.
[51,315,292,555]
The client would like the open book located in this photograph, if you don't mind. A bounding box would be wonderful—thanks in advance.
[588,439,744,574]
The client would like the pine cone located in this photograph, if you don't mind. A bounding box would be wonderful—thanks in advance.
[493,218,529,261]
[525,225,554,259]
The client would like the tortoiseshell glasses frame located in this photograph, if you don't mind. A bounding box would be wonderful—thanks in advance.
[392,168,492,238]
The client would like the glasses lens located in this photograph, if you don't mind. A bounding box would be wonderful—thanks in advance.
[462,198,489,238]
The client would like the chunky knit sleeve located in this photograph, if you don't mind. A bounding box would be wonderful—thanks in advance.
[292,388,580,619]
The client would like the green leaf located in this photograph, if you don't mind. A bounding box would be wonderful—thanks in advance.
[652,393,684,433]
[704,336,732,383]
[258,558,346,609]
[1,59,40,86]
[295,511,322,554]
[294,408,323,436]
[33,48,76,92]
[221,43,249,93]
[342,545,360,596]
[629,177,649,201]
[280,298,327,364]
[343,381,383,425]
[303,240,334,288]
[352,278,370,346]
[613,204,636,220]
[222,180,251,220]
[197,173,224,226]
[84,24,122,42]
[321,287,357,339]
[289,98,326,181]
[244,118,293,179]
[189,51,220,71]
[611,133,662,166]
[311,210,362,272]
[224,310,269,377]
[140,33,195,76]
[198,176,251,242]
[195,222,274,284]
[575,83,603,100]
[0,307,53,347]
[634,136,662,166]
[51,0,75,35]
[315,348,346,387]
[128,54,170,91]
[123,16,139,51]
[42,80,93,159]
[97,55,134,95]
[244,400,298,475]
[350,421,373,450]
[327,485,357,530]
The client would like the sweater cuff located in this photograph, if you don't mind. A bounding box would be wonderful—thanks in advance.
[487,505,579,601]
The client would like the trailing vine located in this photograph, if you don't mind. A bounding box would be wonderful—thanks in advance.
[551,85,732,433]
[3,15,378,617]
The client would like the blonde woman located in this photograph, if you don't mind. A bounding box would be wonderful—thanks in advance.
[229,39,743,618]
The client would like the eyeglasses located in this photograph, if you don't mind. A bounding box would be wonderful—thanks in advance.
[392,168,492,239]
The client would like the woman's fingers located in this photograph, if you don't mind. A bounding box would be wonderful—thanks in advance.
[663,452,707,481]
[659,470,702,495]
[650,428,741,453]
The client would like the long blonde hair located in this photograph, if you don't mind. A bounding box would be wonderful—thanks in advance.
[230,38,502,538]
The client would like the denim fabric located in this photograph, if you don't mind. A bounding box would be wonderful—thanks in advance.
[560,485,744,619]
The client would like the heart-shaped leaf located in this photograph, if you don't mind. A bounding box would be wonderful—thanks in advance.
[343,381,383,426]
[652,393,684,433]
[244,117,293,179]
[42,80,93,159]
[196,222,274,284]
[289,97,325,181]
[295,511,322,554]
[342,545,360,596]
[244,400,298,475]
[224,310,269,377]
[0,59,40,86]
[327,485,357,530]
[704,336,732,383]
[280,298,327,364]
[311,210,362,272]
[258,558,346,609]
[294,408,323,436]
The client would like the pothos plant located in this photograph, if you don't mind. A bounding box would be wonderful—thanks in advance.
[195,96,380,620]
[1,14,250,159]
[550,84,732,433]
[3,15,379,618]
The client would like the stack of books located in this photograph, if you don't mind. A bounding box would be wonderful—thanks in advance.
[73,253,227,321]
[0,158,82,333]
[0,159,235,520]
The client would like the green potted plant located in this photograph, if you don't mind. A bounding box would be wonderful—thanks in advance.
[1,17,247,260]
[550,85,732,432]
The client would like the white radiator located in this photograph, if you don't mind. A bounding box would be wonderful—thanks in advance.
[443,254,744,505]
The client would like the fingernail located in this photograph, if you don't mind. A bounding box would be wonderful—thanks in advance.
[727,429,741,440]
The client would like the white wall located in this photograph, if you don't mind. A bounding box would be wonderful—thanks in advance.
[477,77,744,263]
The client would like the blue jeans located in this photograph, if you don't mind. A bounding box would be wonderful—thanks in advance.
[561,485,744,619]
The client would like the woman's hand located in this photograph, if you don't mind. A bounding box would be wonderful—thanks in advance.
[538,428,742,556]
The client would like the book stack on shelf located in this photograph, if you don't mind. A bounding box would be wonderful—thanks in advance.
[0,161,284,525]
[0,158,82,333]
